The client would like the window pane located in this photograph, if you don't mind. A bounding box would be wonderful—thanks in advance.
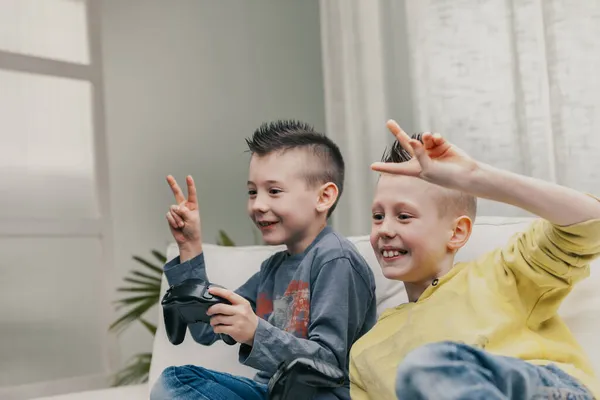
[0,0,89,64]
[0,69,99,219]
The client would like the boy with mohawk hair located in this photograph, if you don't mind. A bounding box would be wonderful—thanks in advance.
[151,120,377,400]
[349,120,600,399]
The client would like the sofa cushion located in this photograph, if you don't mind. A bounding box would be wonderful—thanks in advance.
[149,217,600,392]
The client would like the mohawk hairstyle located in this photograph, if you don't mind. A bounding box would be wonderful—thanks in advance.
[380,133,477,220]
[381,133,425,163]
[245,120,345,217]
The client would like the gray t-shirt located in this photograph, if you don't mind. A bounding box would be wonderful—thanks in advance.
[163,226,377,399]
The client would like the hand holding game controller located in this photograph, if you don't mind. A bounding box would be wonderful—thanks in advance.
[205,285,259,346]
[161,279,237,345]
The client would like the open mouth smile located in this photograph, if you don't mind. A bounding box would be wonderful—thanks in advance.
[256,221,279,230]
[381,248,408,260]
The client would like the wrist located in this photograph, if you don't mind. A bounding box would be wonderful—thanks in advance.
[454,160,488,195]
[245,315,260,346]
[459,160,525,205]
[178,240,203,262]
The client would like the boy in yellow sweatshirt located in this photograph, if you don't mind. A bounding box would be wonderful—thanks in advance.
[349,120,600,399]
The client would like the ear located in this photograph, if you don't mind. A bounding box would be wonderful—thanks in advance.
[316,182,339,214]
[447,215,473,252]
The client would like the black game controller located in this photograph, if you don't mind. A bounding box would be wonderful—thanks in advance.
[268,357,345,400]
[161,278,236,346]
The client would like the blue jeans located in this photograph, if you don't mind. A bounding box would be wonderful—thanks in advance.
[395,341,594,399]
[150,365,268,400]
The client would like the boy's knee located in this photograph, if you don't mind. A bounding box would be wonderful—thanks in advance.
[150,366,177,400]
[403,341,459,367]
[397,342,464,380]
[150,365,202,400]
[396,341,482,394]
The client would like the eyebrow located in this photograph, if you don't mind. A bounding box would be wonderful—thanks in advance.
[247,180,283,186]
[396,200,418,208]
[372,200,419,211]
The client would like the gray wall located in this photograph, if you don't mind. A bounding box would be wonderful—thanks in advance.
[101,0,325,366]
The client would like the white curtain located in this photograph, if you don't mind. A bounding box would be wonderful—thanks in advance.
[319,0,391,236]
[320,0,600,235]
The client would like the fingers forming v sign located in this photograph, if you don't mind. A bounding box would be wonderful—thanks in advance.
[167,175,198,211]
[371,119,476,189]
[165,175,202,245]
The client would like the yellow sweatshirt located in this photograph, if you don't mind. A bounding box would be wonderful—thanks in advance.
[350,217,600,400]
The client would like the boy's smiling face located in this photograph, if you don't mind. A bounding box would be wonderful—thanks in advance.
[247,148,324,254]
[370,174,457,283]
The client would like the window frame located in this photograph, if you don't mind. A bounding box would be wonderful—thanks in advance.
[0,0,118,388]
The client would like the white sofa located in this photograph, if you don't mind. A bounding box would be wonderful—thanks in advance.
[35,217,600,399]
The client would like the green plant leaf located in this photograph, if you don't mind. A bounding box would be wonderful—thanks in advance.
[109,249,164,336]
[123,277,160,287]
[139,318,157,336]
[217,230,235,246]
[132,256,164,275]
[131,270,162,282]
[113,296,159,312]
[151,250,167,264]
[116,287,160,293]
[111,352,152,386]
[113,294,158,305]
[109,298,157,333]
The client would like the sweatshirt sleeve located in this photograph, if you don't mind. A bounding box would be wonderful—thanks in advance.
[163,252,209,285]
[162,253,261,345]
[495,197,600,324]
[238,256,376,376]
[498,217,600,289]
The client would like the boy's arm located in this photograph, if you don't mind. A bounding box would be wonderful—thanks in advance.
[462,164,600,303]
[372,120,600,226]
[163,252,208,285]
[459,162,600,296]
[163,252,261,345]
[489,216,600,324]
[463,162,600,226]
[238,257,376,376]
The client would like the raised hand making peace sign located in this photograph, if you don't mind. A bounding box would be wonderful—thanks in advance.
[371,120,477,192]
[166,175,203,257]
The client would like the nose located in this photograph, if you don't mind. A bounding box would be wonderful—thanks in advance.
[251,193,269,214]
[378,218,396,239]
